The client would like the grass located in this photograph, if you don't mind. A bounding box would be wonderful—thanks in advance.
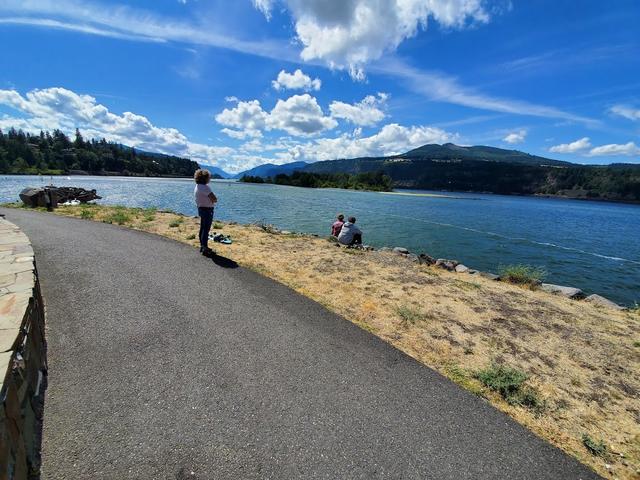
[499,264,546,286]
[79,208,95,219]
[582,434,608,458]
[213,222,223,230]
[142,207,157,222]
[186,233,196,240]
[104,207,131,225]
[395,305,430,326]
[169,218,183,228]
[475,363,545,413]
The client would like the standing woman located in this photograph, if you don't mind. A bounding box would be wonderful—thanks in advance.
[194,169,218,256]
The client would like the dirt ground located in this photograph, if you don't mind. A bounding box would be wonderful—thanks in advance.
[22,204,640,479]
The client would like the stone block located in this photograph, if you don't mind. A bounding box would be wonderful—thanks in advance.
[540,283,585,299]
[584,294,625,310]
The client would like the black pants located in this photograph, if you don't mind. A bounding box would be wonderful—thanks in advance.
[198,207,214,250]
[350,233,362,245]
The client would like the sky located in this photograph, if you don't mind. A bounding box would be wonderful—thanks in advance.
[0,0,639,174]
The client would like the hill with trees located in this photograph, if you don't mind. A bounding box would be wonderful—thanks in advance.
[0,128,199,177]
[240,170,393,191]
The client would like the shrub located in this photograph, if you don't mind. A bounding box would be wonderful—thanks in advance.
[104,210,131,225]
[80,208,95,219]
[499,264,546,286]
[169,220,181,228]
[186,234,196,240]
[142,207,157,222]
[581,434,607,457]
[475,363,544,413]
[395,305,429,326]
[213,222,223,229]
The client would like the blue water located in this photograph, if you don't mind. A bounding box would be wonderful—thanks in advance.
[2,175,639,306]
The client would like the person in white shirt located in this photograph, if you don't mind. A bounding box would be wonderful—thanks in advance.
[337,216,363,246]
[193,169,218,256]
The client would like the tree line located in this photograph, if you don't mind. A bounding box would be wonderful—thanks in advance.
[0,128,199,177]
[240,170,393,191]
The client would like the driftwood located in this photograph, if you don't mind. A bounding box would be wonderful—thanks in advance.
[19,186,101,208]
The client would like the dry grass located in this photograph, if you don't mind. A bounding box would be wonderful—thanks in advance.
[17,204,640,479]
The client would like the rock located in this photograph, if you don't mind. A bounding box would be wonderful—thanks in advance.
[467,269,478,275]
[479,271,500,281]
[435,258,459,271]
[584,294,625,310]
[418,254,436,265]
[540,283,585,299]
[393,247,409,254]
[454,264,469,273]
[407,254,420,263]
[280,230,292,235]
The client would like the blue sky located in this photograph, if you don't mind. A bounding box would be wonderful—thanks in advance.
[0,0,639,173]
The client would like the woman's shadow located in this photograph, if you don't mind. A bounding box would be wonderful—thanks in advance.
[208,253,238,269]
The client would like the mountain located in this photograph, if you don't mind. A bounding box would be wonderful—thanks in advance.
[301,143,640,202]
[235,161,308,179]
[199,164,233,179]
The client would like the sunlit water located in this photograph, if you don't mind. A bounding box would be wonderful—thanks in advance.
[2,175,639,306]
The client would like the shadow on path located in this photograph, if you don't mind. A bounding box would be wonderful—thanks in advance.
[209,253,238,269]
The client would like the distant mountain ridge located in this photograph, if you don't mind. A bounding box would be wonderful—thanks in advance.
[240,143,640,203]
[234,161,308,179]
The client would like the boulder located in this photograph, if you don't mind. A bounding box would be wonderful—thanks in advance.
[540,283,585,299]
[584,294,625,310]
[454,264,470,273]
[407,254,420,263]
[479,271,500,281]
[393,247,409,255]
[435,258,458,271]
[418,254,436,265]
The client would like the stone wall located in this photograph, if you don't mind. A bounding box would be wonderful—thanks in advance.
[0,217,47,479]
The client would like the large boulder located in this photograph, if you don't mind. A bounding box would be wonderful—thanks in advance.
[540,283,585,299]
[435,258,458,271]
[478,271,500,281]
[418,254,436,265]
[393,247,410,255]
[455,264,470,273]
[584,294,625,310]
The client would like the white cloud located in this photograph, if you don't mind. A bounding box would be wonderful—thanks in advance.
[374,58,598,125]
[0,87,236,170]
[329,93,387,126]
[279,123,456,162]
[272,69,321,91]
[502,129,526,144]
[215,100,268,138]
[587,142,640,157]
[0,0,296,62]
[253,0,488,78]
[267,94,337,136]
[610,104,640,121]
[216,94,336,138]
[549,137,592,153]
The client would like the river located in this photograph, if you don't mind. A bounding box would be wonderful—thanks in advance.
[2,175,639,306]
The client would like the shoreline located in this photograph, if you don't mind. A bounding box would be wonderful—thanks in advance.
[3,202,638,479]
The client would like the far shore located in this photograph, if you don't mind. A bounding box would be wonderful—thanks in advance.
[3,202,638,480]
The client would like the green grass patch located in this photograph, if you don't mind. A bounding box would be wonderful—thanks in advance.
[79,208,95,219]
[499,264,546,286]
[581,434,608,458]
[142,207,157,222]
[395,305,430,326]
[104,207,131,225]
[186,233,196,240]
[169,217,184,228]
[475,363,545,413]
[213,222,223,229]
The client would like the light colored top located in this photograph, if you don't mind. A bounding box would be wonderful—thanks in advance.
[194,184,215,208]
[337,222,362,245]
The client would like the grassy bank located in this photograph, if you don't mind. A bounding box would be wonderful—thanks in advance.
[7,203,639,479]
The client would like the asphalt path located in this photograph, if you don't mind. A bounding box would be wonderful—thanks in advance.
[2,208,600,480]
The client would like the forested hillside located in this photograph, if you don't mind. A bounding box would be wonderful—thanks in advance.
[0,128,199,177]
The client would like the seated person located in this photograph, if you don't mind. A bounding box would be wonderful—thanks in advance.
[331,214,345,237]
[337,216,362,246]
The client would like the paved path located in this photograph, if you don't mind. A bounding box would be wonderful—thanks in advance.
[3,208,599,480]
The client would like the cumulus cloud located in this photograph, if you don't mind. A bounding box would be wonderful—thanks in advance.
[216,94,336,138]
[0,87,235,169]
[253,0,489,78]
[278,123,456,162]
[587,142,640,157]
[214,99,268,138]
[272,69,321,91]
[549,137,592,153]
[609,104,640,121]
[329,93,387,126]
[502,129,526,144]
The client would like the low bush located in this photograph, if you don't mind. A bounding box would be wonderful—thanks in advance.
[581,434,608,458]
[499,264,546,286]
[80,208,95,219]
[395,305,430,326]
[142,207,157,222]
[475,363,545,413]
[104,209,131,225]
[186,233,196,240]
